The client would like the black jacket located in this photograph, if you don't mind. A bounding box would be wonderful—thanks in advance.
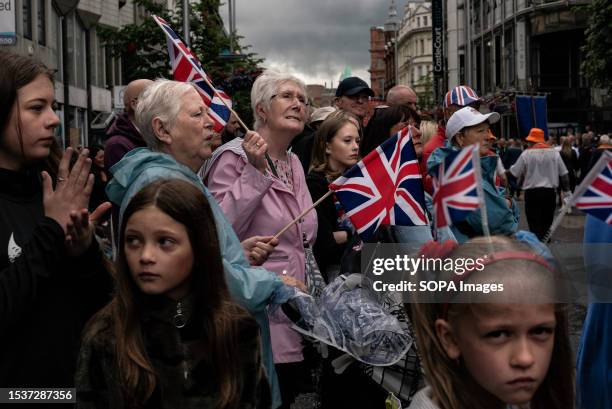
[306,170,351,282]
[76,296,271,409]
[0,167,111,395]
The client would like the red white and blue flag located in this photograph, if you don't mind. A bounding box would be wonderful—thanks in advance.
[573,151,612,224]
[329,127,427,240]
[431,145,481,229]
[153,15,232,132]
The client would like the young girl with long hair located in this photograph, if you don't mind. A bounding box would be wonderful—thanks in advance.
[0,51,111,389]
[76,179,271,409]
[409,236,574,409]
[307,111,360,281]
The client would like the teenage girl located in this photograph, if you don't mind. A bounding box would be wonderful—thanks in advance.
[409,236,574,409]
[76,179,271,409]
[307,110,360,281]
[0,50,111,391]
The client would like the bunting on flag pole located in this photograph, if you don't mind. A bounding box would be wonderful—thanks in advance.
[153,15,232,132]
[329,127,427,240]
[431,145,481,229]
[573,151,612,224]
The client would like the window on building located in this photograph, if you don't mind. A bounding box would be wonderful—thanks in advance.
[424,16,428,26]
[67,13,74,85]
[417,17,420,27]
[495,35,501,87]
[52,5,62,82]
[66,13,87,88]
[23,0,33,39]
[475,44,482,92]
[90,30,107,88]
[37,0,45,45]
[420,39,424,55]
[412,68,415,84]
[504,28,514,86]
[484,39,492,92]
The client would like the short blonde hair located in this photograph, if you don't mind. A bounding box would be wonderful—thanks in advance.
[419,120,438,146]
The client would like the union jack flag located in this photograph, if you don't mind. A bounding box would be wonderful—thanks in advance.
[431,145,481,229]
[329,127,427,240]
[573,151,612,224]
[153,15,232,132]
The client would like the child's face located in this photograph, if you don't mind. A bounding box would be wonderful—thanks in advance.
[443,303,556,405]
[124,205,194,300]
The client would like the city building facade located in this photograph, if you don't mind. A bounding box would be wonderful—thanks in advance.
[397,0,433,107]
[368,26,386,99]
[444,0,611,135]
[1,0,138,148]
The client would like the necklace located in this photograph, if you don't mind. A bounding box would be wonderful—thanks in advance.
[173,301,186,329]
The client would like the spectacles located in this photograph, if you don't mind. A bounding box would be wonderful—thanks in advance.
[271,91,310,107]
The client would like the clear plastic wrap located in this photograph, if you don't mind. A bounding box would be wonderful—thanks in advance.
[289,274,412,366]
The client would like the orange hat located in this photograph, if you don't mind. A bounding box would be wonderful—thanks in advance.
[525,128,545,143]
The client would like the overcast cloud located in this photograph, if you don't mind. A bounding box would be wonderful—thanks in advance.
[220,0,409,86]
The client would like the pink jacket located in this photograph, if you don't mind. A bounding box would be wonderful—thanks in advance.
[203,141,317,363]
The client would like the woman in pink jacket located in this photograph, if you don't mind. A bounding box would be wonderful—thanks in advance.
[203,70,317,409]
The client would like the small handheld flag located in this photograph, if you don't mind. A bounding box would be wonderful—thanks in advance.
[329,127,427,240]
[153,15,231,132]
[431,145,481,229]
[574,151,612,224]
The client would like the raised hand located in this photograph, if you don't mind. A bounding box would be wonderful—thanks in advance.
[65,202,112,257]
[42,147,94,234]
[242,131,268,173]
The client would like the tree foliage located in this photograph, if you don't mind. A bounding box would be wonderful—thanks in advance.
[579,0,612,92]
[99,0,263,124]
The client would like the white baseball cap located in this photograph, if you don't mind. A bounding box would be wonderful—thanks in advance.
[445,106,500,140]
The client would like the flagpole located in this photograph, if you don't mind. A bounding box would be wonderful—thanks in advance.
[472,146,492,240]
[152,16,277,172]
[542,151,611,243]
[152,14,246,130]
[273,190,334,239]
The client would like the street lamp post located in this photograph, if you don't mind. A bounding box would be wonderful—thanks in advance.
[183,0,190,47]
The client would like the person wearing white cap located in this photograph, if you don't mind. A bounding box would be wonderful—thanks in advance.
[421,85,483,194]
[426,107,519,243]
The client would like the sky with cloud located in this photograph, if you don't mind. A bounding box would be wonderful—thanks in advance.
[219,0,411,86]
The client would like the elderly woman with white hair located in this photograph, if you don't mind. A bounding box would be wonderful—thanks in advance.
[105,79,297,409]
[203,70,317,409]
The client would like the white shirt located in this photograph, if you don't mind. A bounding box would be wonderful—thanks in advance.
[510,147,568,189]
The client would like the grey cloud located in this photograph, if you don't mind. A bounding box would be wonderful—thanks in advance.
[221,0,408,83]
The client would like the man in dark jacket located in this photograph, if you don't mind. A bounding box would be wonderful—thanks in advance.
[104,79,153,172]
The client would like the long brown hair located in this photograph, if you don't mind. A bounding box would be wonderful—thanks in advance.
[410,236,574,409]
[85,179,253,408]
[0,51,61,178]
[310,110,359,180]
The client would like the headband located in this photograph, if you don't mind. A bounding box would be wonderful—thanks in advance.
[418,240,556,318]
